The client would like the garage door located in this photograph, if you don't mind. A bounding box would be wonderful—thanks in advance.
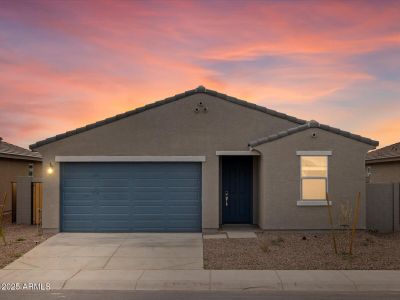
[60,162,201,232]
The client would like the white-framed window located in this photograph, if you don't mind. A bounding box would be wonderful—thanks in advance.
[296,151,331,206]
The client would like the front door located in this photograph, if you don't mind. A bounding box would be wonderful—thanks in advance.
[221,156,252,224]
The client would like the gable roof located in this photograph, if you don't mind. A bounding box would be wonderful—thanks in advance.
[248,120,379,147]
[29,86,307,149]
[366,142,400,162]
[0,137,42,161]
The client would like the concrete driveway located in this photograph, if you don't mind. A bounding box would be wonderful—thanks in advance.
[1,233,204,289]
[4,233,203,271]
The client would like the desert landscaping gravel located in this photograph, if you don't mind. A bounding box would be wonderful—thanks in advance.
[204,231,400,270]
[0,215,54,268]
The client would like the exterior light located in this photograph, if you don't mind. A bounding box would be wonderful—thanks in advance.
[47,163,54,175]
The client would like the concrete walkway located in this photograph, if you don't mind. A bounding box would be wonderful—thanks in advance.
[1,233,400,291]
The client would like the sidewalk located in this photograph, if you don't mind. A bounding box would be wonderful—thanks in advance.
[1,269,400,291]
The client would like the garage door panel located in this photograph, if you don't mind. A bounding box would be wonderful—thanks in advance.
[167,190,200,198]
[133,206,164,214]
[98,200,130,207]
[133,200,164,206]
[64,192,93,201]
[166,206,200,214]
[99,194,130,201]
[133,192,165,200]
[97,222,131,232]
[97,206,130,214]
[98,179,129,187]
[61,162,201,232]
[135,178,164,187]
[134,167,164,174]
[63,179,98,187]
[167,178,200,187]
[63,221,95,232]
[64,201,94,207]
[63,205,94,214]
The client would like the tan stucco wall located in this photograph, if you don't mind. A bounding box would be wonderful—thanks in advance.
[367,162,400,183]
[254,128,373,230]
[35,93,299,231]
[0,158,42,213]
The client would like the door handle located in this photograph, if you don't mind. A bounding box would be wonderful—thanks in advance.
[224,191,229,207]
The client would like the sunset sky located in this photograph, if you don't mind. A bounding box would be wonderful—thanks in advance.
[1,0,399,149]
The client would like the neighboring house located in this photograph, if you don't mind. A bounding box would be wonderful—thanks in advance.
[30,86,378,233]
[0,137,42,218]
[366,142,400,183]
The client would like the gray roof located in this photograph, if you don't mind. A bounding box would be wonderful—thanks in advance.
[30,86,306,149]
[366,142,400,162]
[248,120,379,147]
[0,137,42,161]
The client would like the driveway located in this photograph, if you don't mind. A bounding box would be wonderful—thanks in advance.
[1,233,204,289]
[4,233,203,271]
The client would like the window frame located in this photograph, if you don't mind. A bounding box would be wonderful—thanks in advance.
[296,151,332,206]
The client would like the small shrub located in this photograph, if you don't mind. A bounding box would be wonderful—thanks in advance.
[338,201,352,229]
[14,253,22,258]
[270,240,279,246]
[365,237,375,243]
[16,238,26,242]
[258,238,269,253]
[340,252,355,261]
[271,236,284,246]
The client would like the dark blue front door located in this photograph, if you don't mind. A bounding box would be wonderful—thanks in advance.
[221,156,252,224]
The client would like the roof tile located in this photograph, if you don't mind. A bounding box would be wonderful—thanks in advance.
[366,142,400,161]
[0,138,42,160]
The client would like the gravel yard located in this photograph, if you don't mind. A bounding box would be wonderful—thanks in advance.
[0,215,55,269]
[204,230,400,270]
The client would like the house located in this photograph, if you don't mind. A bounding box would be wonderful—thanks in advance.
[0,137,42,221]
[29,86,378,232]
[366,142,400,183]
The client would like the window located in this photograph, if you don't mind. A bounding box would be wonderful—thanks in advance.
[300,156,328,201]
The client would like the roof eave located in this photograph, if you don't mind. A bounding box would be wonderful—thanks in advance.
[0,153,42,161]
[366,156,400,164]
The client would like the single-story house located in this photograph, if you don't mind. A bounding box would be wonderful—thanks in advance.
[30,86,378,232]
[366,142,400,183]
[0,137,42,220]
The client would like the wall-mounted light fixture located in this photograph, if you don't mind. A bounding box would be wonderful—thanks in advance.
[47,162,54,175]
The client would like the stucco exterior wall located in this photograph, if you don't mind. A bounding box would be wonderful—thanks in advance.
[0,158,42,213]
[367,161,400,183]
[254,128,373,230]
[35,93,299,231]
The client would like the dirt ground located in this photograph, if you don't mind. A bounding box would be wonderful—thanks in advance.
[0,214,55,269]
[204,230,400,270]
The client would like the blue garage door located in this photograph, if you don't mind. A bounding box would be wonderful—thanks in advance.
[60,162,201,232]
